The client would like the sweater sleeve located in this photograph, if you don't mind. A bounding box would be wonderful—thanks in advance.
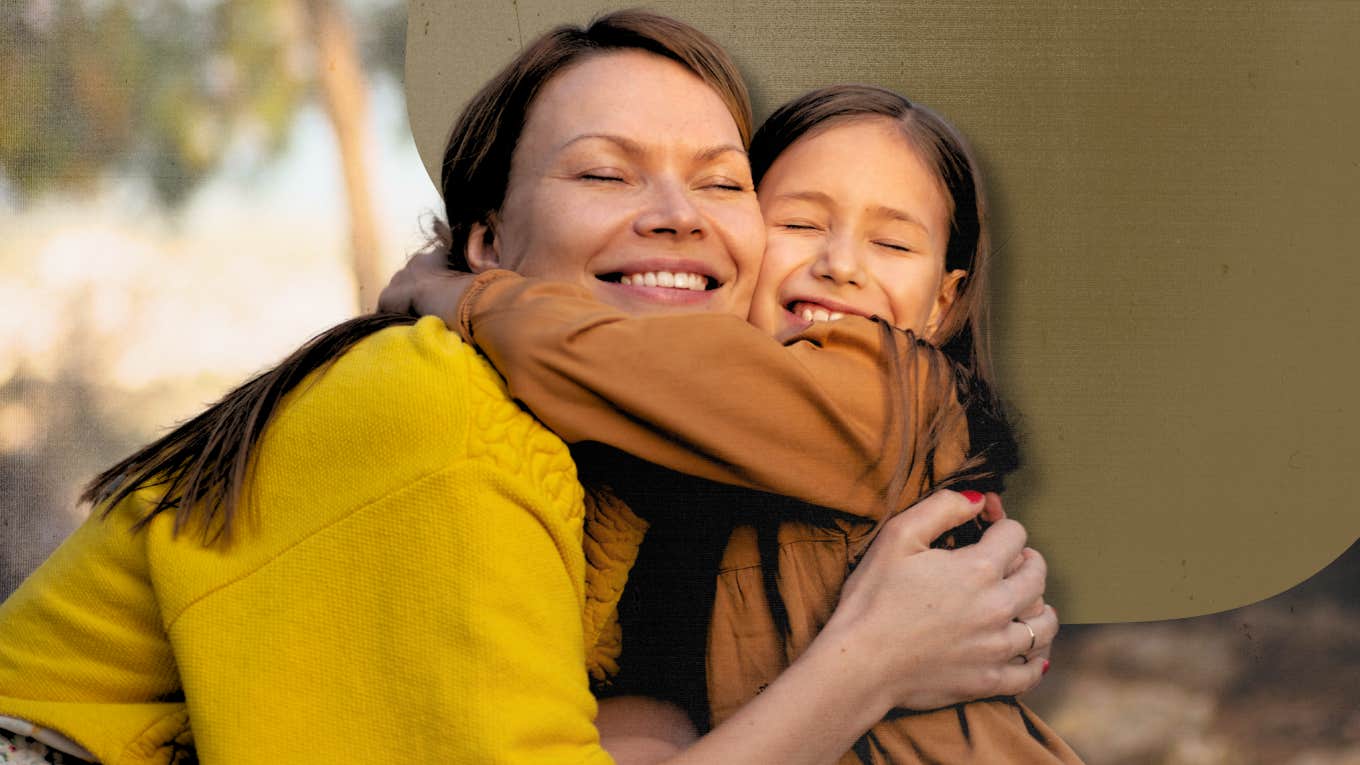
[0,496,188,765]
[459,271,965,520]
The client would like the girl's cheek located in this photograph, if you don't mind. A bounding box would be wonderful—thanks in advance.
[759,234,813,280]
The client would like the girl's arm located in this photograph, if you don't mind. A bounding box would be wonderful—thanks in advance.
[384,266,964,521]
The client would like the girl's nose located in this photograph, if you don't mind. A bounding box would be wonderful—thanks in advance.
[634,179,705,240]
[812,234,866,286]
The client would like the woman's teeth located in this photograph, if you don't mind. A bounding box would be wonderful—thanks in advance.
[618,271,709,290]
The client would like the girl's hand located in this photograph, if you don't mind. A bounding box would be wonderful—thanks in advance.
[816,490,1056,713]
[376,247,475,325]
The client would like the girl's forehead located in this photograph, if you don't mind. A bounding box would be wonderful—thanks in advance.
[759,118,948,228]
[776,117,922,173]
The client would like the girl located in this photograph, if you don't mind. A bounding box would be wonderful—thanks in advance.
[0,12,1052,765]
[382,84,1081,763]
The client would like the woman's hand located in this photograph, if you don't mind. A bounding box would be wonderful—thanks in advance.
[816,490,1056,713]
[620,491,1057,765]
[376,247,475,325]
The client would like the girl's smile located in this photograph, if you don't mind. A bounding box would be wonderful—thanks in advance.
[747,116,967,341]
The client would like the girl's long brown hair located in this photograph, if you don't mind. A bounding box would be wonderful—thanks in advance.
[83,9,754,544]
[749,87,1022,717]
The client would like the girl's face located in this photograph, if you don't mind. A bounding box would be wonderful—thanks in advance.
[478,50,764,318]
[748,116,967,341]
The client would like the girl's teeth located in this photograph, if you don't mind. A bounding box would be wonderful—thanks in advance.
[794,302,849,322]
[618,271,708,291]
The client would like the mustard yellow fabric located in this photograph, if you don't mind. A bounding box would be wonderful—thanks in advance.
[0,317,630,765]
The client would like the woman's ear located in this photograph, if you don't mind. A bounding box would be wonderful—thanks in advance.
[464,215,502,273]
[926,269,969,338]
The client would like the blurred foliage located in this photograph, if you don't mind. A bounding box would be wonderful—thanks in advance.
[0,0,404,207]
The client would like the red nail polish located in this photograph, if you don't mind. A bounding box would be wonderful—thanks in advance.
[1042,659,1051,675]
[961,490,984,504]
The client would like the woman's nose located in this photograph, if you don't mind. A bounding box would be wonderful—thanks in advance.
[634,180,705,240]
[812,235,866,286]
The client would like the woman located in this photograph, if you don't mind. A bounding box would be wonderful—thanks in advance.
[0,10,1050,764]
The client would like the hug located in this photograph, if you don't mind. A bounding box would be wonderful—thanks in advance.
[0,9,1078,764]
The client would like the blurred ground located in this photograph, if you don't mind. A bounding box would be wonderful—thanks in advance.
[1027,539,1360,765]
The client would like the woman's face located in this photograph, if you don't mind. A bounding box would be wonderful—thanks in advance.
[477,50,764,318]
[747,116,967,341]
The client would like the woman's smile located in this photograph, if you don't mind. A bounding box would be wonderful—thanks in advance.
[593,256,724,306]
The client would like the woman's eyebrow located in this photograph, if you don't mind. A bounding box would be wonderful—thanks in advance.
[557,133,746,161]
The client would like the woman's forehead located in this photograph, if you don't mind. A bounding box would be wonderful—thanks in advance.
[521,51,744,152]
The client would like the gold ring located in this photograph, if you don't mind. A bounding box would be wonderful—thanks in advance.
[1017,619,1036,654]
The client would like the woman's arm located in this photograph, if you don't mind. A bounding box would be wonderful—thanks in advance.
[596,491,1055,765]
[381,265,962,521]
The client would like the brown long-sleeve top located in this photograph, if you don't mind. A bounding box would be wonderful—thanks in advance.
[456,270,1083,764]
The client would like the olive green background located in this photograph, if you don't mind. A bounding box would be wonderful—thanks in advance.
[405,1,1360,624]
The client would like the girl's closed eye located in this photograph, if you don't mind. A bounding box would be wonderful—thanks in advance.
[874,240,913,253]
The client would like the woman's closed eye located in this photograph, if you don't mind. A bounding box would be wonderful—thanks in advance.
[701,178,749,192]
[779,222,824,232]
[579,170,628,183]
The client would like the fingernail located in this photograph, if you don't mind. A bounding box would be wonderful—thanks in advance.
[961,490,984,504]
[1042,659,1051,675]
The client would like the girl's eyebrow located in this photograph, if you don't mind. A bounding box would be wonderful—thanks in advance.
[556,133,747,161]
[769,190,927,229]
[769,189,834,207]
[871,204,929,230]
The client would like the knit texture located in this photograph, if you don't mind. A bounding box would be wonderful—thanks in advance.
[0,317,622,765]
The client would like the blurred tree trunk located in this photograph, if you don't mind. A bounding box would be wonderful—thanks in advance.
[300,0,383,312]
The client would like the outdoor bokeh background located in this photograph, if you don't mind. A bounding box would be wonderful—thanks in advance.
[1,2,1356,763]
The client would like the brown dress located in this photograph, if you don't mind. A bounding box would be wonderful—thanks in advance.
[458,270,1084,763]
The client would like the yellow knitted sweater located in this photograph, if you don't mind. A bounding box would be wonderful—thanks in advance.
[0,317,642,765]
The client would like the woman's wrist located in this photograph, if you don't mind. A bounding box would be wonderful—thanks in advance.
[799,615,899,722]
[655,621,892,765]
